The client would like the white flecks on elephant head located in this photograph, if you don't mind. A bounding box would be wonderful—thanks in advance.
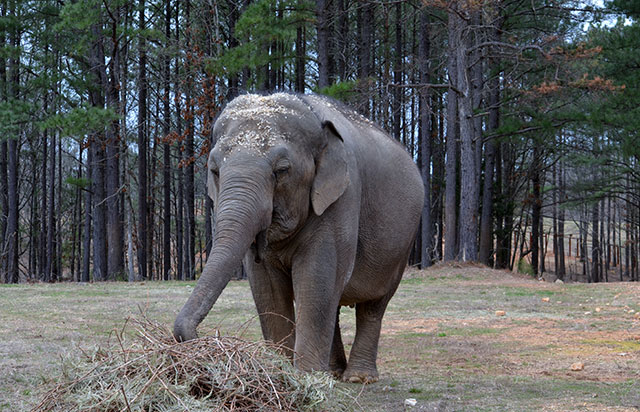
[218,93,299,155]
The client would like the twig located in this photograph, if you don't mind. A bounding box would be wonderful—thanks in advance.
[120,386,132,412]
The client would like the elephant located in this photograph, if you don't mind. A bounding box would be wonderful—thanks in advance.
[174,93,424,383]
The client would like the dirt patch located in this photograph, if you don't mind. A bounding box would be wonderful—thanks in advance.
[381,318,440,335]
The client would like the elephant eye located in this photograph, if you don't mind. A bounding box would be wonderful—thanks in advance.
[274,165,290,180]
[212,169,219,178]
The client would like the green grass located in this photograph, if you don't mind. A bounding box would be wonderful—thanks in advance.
[581,339,640,351]
[439,326,501,337]
[1,269,640,411]
[504,288,558,297]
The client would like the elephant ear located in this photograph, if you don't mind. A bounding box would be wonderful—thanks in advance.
[207,152,218,206]
[311,121,350,216]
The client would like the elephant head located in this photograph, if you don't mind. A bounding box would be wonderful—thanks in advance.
[173,93,350,341]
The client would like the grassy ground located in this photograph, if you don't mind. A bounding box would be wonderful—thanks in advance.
[1,264,639,411]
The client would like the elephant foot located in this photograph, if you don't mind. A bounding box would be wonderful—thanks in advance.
[330,368,345,380]
[341,368,379,384]
[329,359,347,380]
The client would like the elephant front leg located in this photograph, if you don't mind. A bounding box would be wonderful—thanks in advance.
[291,246,342,372]
[330,308,348,378]
[245,257,296,358]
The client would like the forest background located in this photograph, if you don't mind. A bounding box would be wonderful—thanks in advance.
[0,0,639,285]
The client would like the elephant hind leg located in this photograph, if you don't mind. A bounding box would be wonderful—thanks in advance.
[329,307,347,378]
[342,282,400,384]
[341,299,386,384]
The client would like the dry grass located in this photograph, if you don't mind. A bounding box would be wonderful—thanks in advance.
[31,316,350,412]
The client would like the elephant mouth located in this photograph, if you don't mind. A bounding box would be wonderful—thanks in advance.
[268,207,300,240]
[252,230,268,263]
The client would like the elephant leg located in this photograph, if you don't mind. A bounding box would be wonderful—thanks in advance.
[291,242,342,372]
[342,289,396,384]
[341,297,388,383]
[329,308,347,378]
[246,258,296,358]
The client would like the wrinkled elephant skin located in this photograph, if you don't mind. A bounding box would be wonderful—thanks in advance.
[174,93,424,384]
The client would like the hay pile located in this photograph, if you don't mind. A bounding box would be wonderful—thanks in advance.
[32,317,351,412]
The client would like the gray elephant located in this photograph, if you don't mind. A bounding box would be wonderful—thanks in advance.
[174,93,424,383]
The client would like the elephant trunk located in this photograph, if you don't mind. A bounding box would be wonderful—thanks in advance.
[174,172,271,341]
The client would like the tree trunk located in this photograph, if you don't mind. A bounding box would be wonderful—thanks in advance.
[82,143,92,282]
[583,222,588,282]
[0,0,6,283]
[71,147,82,281]
[87,20,108,282]
[127,203,136,282]
[557,160,566,279]
[185,0,196,281]
[28,167,36,280]
[56,132,62,279]
[175,0,184,280]
[227,0,240,98]
[478,13,500,265]
[498,143,516,270]
[435,91,445,260]
[444,9,459,261]
[606,196,611,274]
[40,124,48,280]
[470,11,483,245]
[618,200,623,280]
[478,141,495,265]
[552,162,559,277]
[625,175,630,280]
[295,17,305,93]
[392,1,403,141]
[455,6,478,262]
[478,71,498,265]
[592,201,600,283]
[357,0,373,116]
[7,135,18,283]
[92,138,107,282]
[150,117,159,279]
[46,122,56,282]
[6,0,20,283]
[600,198,606,281]
[106,7,123,280]
[163,0,172,281]
[530,146,541,276]
[540,210,546,274]
[494,141,504,268]
[186,117,195,281]
[0,138,6,283]
[137,0,148,280]
[336,0,348,81]
[316,0,331,89]
[418,8,432,268]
